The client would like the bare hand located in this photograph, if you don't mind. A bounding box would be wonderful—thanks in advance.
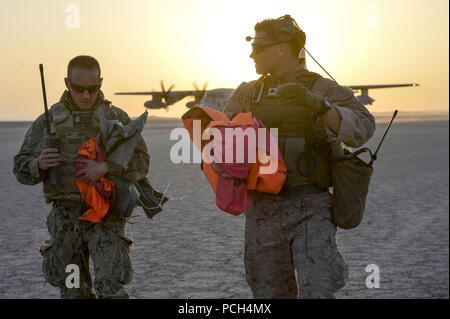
[38,148,62,171]
[76,159,109,184]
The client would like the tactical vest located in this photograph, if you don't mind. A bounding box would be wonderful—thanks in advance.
[42,101,110,202]
[250,74,334,189]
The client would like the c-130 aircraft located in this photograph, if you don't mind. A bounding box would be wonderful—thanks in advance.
[116,49,419,111]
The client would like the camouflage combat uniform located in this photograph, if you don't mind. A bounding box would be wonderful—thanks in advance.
[13,91,150,298]
[224,63,376,298]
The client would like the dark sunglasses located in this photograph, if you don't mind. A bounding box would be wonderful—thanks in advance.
[68,80,101,94]
[251,42,279,55]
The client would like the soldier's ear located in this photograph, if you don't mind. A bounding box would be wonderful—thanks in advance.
[99,78,103,86]
[64,77,70,90]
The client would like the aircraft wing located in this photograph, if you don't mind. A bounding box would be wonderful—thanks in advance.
[114,90,204,109]
[348,83,419,90]
[115,82,420,109]
[347,83,419,105]
[115,90,198,96]
[115,92,157,95]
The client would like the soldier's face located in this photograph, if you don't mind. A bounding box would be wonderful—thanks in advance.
[250,31,280,75]
[65,67,102,110]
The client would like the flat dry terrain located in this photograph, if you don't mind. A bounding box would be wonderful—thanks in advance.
[0,118,448,298]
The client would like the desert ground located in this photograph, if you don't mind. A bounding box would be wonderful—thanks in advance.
[0,115,448,299]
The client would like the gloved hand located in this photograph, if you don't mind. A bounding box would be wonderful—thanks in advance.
[276,82,323,114]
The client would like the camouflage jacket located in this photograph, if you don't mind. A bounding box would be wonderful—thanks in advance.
[13,91,150,186]
[223,63,376,148]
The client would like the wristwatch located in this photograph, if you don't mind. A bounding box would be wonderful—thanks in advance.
[317,97,332,116]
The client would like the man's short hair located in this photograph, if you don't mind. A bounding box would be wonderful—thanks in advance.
[67,55,101,78]
[254,18,305,58]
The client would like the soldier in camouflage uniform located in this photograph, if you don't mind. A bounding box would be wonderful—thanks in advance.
[13,56,150,298]
[223,16,376,298]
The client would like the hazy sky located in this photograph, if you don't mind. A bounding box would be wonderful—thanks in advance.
[0,0,448,120]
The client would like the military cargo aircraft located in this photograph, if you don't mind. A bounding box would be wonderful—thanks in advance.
[115,80,419,111]
[116,48,419,110]
[116,80,216,110]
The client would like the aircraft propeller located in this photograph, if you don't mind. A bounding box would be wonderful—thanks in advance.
[160,80,175,104]
[193,81,209,101]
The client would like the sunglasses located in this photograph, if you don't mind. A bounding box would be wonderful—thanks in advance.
[68,80,101,94]
[251,42,279,55]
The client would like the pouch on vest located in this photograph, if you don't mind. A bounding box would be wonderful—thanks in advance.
[331,147,373,229]
[284,137,310,186]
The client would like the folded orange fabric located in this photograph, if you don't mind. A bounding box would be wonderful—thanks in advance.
[76,138,116,223]
[182,106,286,215]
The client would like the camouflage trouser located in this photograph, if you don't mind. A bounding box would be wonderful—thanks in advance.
[244,191,348,299]
[41,203,133,299]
